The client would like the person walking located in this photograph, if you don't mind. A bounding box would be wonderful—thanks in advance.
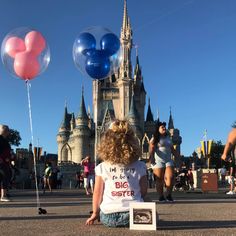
[0,125,11,202]
[43,162,53,193]
[187,169,194,190]
[86,120,148,227]
[221,123,236,194]
[81,156,94,195]
[219,165,227,186]
[149,121,180,202]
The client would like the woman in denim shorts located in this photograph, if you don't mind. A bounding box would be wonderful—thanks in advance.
[149,121,180,202]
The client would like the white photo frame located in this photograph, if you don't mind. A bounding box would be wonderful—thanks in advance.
[129,202,157,230]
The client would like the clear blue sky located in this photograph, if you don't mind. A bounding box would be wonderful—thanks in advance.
[1,0,236,156]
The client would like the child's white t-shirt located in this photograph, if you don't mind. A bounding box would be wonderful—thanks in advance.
[95,160,147,214]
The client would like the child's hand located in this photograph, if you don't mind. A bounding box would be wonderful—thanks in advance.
[85,212,99,225]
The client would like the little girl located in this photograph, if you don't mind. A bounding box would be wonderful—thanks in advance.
[86,120,148,227]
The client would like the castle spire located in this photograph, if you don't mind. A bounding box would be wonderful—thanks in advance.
[122,0,128,30]
[134,52,142,81]
[77,87,88,121]
[70,113,75,130]
[146,98,154,122]
[168,106,174,129]
[120,0,133,79]
[60,102,68,129]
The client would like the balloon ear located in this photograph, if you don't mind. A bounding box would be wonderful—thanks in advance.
[84,48,96,57]
[77,32,96,56]
[14,51,40,80]
[5,37,26,58]
[85,50,110,79]
[100,33,120,56]
[25,31,46,55]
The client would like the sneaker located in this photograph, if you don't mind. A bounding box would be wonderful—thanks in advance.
[166,195,174,202]
[1,197,10,202]
[226,190,235,195]
[158,195,166,202]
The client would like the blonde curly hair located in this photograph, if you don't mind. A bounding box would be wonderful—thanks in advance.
[97,120,141,165]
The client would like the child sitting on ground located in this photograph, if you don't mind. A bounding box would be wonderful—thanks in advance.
[85,120,148,227]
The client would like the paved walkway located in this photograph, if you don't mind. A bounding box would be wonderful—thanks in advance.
[0,188,236,236]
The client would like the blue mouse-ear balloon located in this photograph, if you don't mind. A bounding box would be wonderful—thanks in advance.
[73,26,122,80]
[85,49,110,79]
[74,32,96,56]
[100,33,120,56]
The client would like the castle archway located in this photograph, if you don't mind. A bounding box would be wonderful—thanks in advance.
[61,143,72,162]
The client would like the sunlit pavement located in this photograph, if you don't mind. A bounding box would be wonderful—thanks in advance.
[0,188,236,236]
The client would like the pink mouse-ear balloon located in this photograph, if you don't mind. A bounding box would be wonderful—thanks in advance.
[14,51,40,80]
[1,27,50,80]
[5,37,26,58]
[25,31,46,55]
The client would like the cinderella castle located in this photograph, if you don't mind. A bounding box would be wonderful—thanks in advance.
[57,0,182,164]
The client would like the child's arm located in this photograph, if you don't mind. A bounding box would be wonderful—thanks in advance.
[139,175,148,198]
[85,175,104,225]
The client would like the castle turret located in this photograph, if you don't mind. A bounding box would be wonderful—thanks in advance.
[57,104,71,163]
[73,89,91,163]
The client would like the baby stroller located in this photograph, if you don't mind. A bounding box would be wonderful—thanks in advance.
[174,171,189,191]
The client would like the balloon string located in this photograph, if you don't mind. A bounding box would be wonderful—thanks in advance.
[26,80,41,211]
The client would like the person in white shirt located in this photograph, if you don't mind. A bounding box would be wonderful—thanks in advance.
[86,120,148,227]
[219,166,227,185]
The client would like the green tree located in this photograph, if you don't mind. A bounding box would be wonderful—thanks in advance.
[210,140,225,168]
[7,128,21,146]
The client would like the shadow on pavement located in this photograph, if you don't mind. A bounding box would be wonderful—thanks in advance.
[158,220,236,230]
[0,201,90,208]
[0,214,89,221]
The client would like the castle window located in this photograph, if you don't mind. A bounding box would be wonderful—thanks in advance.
[111,74,116,83]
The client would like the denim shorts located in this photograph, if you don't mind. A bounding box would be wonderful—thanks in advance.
[151,159,174,169]
[100,211,129,227]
